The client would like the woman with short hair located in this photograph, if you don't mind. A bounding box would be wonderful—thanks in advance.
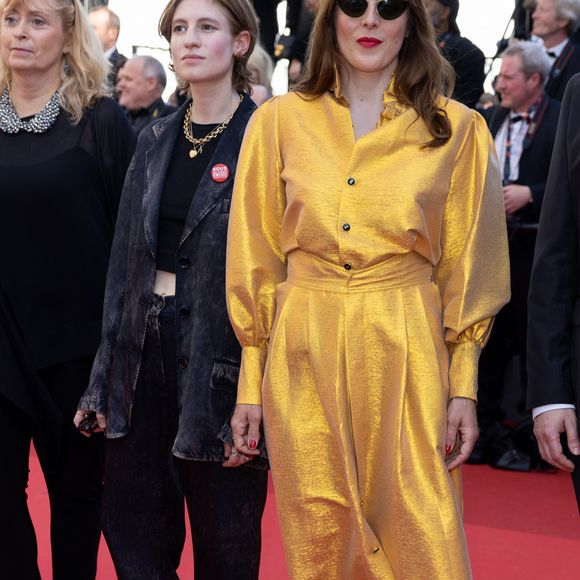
[75,1,268,578]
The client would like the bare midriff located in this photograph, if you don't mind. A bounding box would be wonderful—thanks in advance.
[154,269,176,296]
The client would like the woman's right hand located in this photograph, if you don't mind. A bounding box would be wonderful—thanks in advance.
[73,409,107,438]
[231,403,263,460]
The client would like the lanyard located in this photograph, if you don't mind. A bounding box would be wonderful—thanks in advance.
[503,114,529,185]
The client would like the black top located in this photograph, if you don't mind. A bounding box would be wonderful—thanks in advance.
[0,98,136,368]
[156,115,223,272]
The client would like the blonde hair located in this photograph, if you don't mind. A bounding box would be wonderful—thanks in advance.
[159,0,259,95]
[0,0,110,123]
[248,42,274,87]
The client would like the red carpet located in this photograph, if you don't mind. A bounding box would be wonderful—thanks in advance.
[28,449,579,579]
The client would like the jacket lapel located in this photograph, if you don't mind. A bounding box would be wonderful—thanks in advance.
[488,106,509,138]
[522,94,549,153]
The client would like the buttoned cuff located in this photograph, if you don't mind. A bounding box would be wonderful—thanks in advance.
[448,341,482,401]
[236,346,267,406]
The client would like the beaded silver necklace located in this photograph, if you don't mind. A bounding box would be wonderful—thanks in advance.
[0,88,61,134]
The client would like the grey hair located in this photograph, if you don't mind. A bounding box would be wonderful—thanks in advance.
[138,55,168,90]
[89,6,121,33]
[503,41,553,84]
[553,0,580,34]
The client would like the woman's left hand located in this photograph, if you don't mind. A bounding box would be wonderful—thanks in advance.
[445,397,479,470]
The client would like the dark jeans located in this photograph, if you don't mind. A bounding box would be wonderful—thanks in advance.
[103,295,267,580]
[0,357,103,580]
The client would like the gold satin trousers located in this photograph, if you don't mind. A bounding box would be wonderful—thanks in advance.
[263,251,471,580]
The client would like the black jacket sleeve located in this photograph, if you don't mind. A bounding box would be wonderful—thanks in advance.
[527,74,580,408]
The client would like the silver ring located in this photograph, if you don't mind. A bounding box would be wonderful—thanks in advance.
[231,450,239,457]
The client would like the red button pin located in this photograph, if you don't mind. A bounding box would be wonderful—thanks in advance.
[211,163,230,183]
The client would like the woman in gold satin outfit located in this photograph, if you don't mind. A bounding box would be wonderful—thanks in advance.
[226,0,510,578]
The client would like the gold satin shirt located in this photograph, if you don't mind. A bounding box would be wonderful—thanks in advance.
[226,86,510,579]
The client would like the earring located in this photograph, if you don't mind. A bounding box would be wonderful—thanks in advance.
[63,58,71,75]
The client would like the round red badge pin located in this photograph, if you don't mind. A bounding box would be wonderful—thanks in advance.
[211,163,230,183]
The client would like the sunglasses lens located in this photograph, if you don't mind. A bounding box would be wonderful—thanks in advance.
[377,0,408,20]
[337,0,368,18]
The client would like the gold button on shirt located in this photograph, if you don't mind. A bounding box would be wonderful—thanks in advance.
[226,88,509,579]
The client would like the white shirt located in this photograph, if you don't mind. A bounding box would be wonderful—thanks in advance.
[543,37,569,65]
[494,113,529,183]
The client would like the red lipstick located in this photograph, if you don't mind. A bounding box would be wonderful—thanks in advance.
[357,37,382,48]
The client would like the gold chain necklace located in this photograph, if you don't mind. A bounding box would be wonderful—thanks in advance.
[183,95,241,159]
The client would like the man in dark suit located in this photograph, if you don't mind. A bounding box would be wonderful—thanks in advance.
[425,0,485,108]
[532,0,580,101]
[471,42,561,470]
[88,6,127,98]
[116,56,176,136]
[527,74,580,510]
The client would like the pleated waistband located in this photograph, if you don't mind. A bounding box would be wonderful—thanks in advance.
[286,251,435,293]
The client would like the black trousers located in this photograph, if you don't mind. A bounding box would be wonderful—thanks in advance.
[102,295,267,580]
[477,233,535,430]
[0,357,103,580]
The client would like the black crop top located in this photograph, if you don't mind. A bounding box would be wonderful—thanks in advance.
[156,117,224,273]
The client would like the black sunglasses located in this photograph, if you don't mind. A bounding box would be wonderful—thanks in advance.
[337,0,409,20]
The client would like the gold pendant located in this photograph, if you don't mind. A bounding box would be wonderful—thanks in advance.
[189,149,198,159]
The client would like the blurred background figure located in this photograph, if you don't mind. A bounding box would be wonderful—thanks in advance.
[117,55,175,135]
[248,43,274,105]
[88,5,127,97]
[0,0,135,578]
[476,91,500,111]
[472,42,560,471]
[287,0,319,84]
[426,0,486,108]
[531,0,580,100]
[252,0,302,60]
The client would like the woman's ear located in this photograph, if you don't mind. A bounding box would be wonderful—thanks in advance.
[233,30,251,58]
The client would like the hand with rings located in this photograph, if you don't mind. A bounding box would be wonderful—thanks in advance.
[222,443,250,468]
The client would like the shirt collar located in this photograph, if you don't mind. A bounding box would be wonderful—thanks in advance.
[104,46,117,60]
[545,37,569,60]
[329,65,406,121]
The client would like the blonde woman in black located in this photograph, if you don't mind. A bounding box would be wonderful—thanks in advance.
[0,0,135,578]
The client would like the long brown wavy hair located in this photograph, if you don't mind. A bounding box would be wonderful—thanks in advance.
[294,0,455,147]
[158,0,258,95]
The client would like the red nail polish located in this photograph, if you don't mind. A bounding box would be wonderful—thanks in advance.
[249,440,257,449]
[445,444,452,455]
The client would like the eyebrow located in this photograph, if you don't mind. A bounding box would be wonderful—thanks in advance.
[5,8,53,18]
[172,16,222,26]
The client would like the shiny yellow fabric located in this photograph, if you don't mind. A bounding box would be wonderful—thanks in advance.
[226,89,510,579]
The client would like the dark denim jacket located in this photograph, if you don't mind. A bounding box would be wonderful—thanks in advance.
[79,95,266,466]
